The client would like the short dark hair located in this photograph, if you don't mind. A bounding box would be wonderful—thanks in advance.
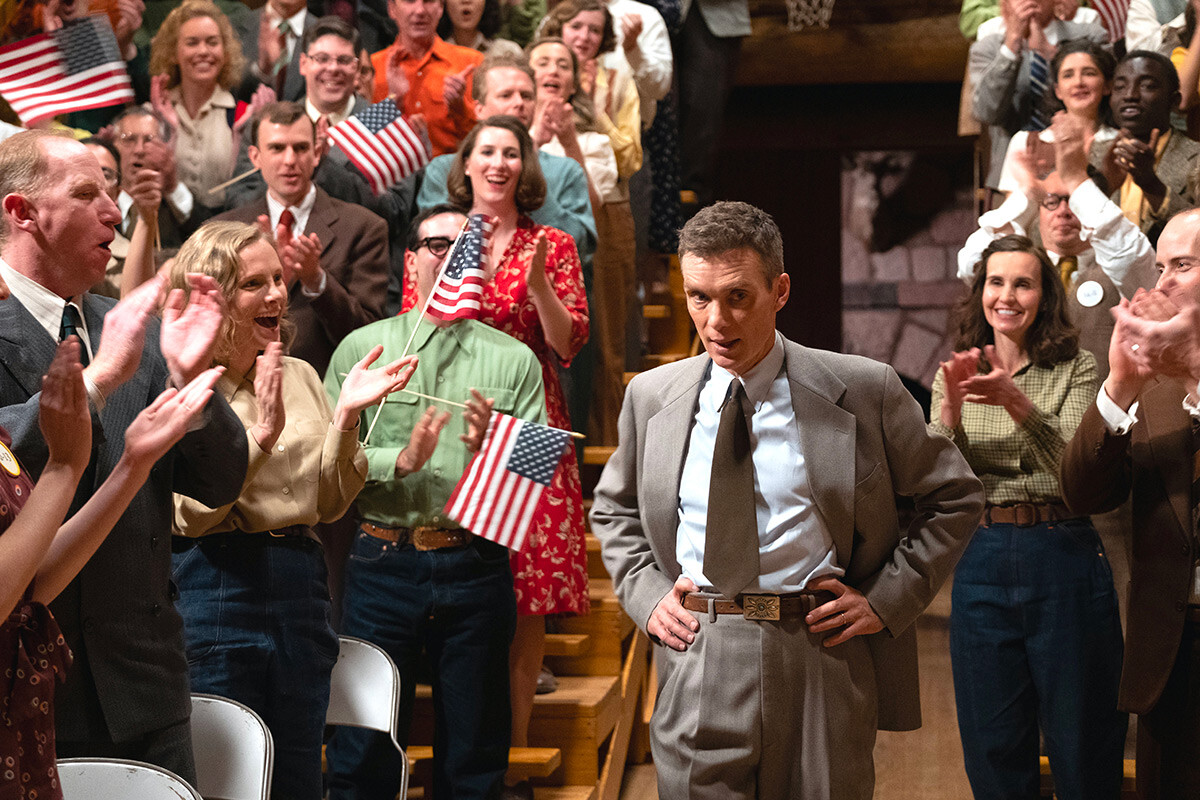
[1048,39,1116,127]
[471,51,535,105]
[678,201,786,286]
[539,0,617,56]
[249,101,313,148]
[301,15,363,57]
[446,115,547,214]
[81,136,121,186]
[437,0,502,41]
[406,203,466,251]
[951,234,1079,369]
[1119,49,1180,97]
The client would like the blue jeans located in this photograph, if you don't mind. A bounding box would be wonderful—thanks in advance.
[950,519,1126,800]
[172,535,339,800]
[326,528,517,800]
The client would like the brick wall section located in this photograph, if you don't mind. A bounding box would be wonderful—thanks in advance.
[840,160,975,390]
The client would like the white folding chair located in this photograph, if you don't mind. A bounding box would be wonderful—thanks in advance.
[326,635,408,799]
[190,693,274,800]
[57,757,203,800]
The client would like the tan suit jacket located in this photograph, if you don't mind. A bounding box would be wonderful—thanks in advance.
[590,339,984,730]
[1061,378,1196,714]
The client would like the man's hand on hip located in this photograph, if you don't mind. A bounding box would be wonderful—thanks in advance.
[805,576,884,647]
[649,576,699,652]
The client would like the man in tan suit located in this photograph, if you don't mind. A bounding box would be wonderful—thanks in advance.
[589,201,985,800]
[1061,207,1200,798]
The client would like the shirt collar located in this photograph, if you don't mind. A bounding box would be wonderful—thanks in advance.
[0,257,84,344]
[707,331,786,412]
[305,95,356,127]
[266,5,307,37]
[266,183,317,229]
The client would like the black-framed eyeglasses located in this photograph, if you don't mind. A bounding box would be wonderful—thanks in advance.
[1040,193,1070,210]
[304,52,358,68]
[415,236,457,257]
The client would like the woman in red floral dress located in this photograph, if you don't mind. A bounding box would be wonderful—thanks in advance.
[1,292,221,800]
[402,115,589,765]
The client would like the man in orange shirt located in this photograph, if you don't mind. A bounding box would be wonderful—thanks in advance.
[370,0,484,155]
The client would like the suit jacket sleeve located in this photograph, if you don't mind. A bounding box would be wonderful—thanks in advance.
[970,33,1021,126]
[1059,400,1134,516]
[854,366,985,635]
[308,212,389,344]
[590,377,678,634]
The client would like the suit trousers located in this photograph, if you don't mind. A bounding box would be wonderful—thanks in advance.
[1135,619,1200,800]
[651,604,878,800]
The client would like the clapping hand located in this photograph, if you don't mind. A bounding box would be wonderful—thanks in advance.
[123,367,224,465]
[394,405,451,478]
[250,341,285,452]
[40,339,92,477]
[460,388,493,453]
[161,273,226,387]
[937,348,980,428]
[333,346,418,430]
[444,65,473,112]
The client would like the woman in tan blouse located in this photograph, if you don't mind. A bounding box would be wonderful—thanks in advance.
[167,221,415,800]
[149,0,263,215]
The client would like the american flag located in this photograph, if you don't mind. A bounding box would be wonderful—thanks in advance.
[1091,0,1130,43]
[0,15,133,127]
[328,100,431,194]
[426,213,493,322]
[445,413,571,552]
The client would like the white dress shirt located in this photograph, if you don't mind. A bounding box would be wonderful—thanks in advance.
[602,0,672,128]
[676,332,843,594]
[265,184,325,296]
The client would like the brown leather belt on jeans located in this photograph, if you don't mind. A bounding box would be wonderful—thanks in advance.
[681,591,829,621]
[984,502,1074,527]
[360,521,471,551]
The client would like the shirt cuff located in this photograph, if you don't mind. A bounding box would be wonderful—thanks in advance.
[300,270,327,298]
[1000,42,1020,61]
[1097,385,1139,434]
[166,180,194,222]
[1183,380,1200,417]
[1066,178,1109,226]
[83,373,106,413]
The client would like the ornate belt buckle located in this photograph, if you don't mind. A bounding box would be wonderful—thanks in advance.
[742,594,780,621]
[412,526,435,551]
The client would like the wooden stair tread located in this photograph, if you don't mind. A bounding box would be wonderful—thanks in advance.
[533,787,597,800]
[582,446,615,465]
[544,632,591,657]
[406,746,561,777]
[531,675,620,718]
[643,304,671,319]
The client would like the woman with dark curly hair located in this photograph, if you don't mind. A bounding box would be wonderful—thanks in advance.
[148,0,268,213]
[438,0,504,50]
[932,234,1126,800]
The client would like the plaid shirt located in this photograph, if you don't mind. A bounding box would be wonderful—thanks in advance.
[930,350,1098,506]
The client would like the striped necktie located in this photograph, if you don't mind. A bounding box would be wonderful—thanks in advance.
[1026,51,1050,131]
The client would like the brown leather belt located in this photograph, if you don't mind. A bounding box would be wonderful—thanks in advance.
[984,502,1076,527]
[360,521,471,551]
[681,591,831,621]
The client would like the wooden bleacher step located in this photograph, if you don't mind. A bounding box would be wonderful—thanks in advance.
[406,746,561,780]
[642,304,670,319]
[544,632,592,658]
[585,533,607,580]
[533,786,598,800]
[582,446,615,466]
[527,675,621,787]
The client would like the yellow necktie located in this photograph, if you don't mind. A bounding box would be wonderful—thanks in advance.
[1059,255,1078,291]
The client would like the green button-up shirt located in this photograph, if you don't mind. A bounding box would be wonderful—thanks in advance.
[930,350,1098,505]
[324,313,546,527]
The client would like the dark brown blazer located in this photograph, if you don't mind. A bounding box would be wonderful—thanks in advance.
[216,187,390,377]
[1061,377,1196,714]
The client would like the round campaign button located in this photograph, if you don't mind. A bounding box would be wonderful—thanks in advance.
[1076,280,1104,308]
[0,442,20,477]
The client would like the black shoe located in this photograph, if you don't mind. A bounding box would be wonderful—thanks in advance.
[501,779,534,800]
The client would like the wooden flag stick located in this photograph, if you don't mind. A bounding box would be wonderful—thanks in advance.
[208,166,260,195]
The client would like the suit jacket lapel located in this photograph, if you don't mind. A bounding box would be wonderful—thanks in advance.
[307,188,337,260]
[1143,377,1195,541]
[785,342,856,562]
[0,296,57,396]
[642,358,707,578]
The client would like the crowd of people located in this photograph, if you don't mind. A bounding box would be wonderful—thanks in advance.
[11,0,1200,799]
[0,0,751,799]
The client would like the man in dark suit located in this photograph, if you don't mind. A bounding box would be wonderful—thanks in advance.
[1061,207,1200,798]
[235,0,319,101]
[0,130,248,782]
[216,102,389,377]
[590,201,985,800]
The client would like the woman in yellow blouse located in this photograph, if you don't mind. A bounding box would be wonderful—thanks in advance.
[932,234,1125,800]
[167,221,416,800]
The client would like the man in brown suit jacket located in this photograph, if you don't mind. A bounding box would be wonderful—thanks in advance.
[1061,207,1200,798]
[215,101,389,376]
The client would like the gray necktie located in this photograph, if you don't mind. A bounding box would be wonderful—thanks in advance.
[59,304,89,366]
[703,381,758,598]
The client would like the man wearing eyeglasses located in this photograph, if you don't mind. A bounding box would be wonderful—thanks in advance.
[110,107,194,250]
[324,204,546,800]
[958,112,1157,380]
